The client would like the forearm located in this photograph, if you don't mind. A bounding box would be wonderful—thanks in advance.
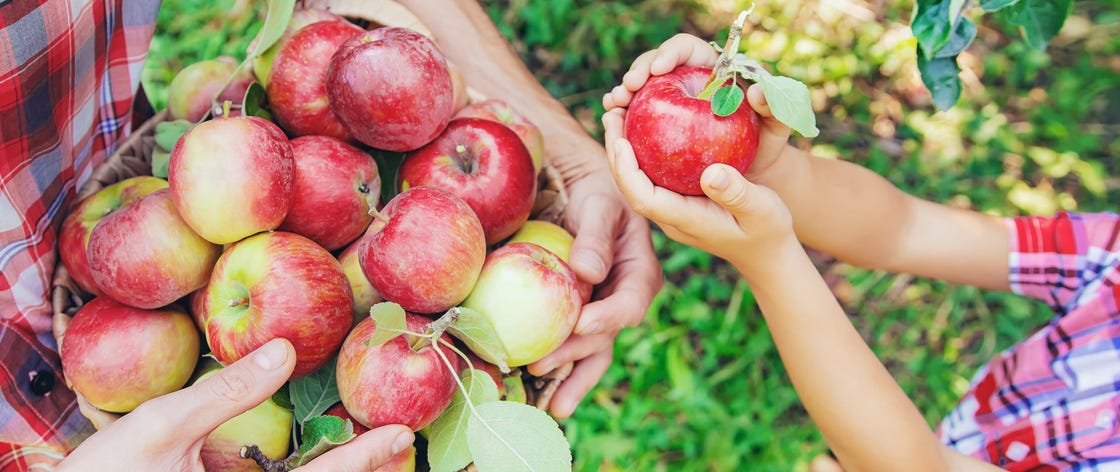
[733,241,946,472]
[395,0,605,181]
[753,146,1009,290]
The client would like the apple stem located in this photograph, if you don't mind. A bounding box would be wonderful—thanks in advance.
[227,297,249,308]
[454,144,477,174]
[368,208,390,223]
[240,445,290,471]
[222,100,233,119]
[697,9,750,100]
[203,61,249,124]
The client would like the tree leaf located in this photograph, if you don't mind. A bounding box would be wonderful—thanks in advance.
[151,148,171,179]
[979,0,1020,11]
[271,383,294,411]
[933,17,977,59]
[911,0,954,58]
[710,85,745,117]
[917,52,962,111]
[448,307,511,373]
[289,362,340,426]
[365,302,407,348]
[247,0,296,58]
[466,401,572,472]
[295,415,356,467]
[241,81,271,121]
[1005,0,1072,50]
[154,119,193,152]
[757,74,819,138]
[426,369,501,472]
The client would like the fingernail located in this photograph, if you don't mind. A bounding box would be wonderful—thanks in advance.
[708,168,729,191]
[572,250,605,277]
[254,339,287,370]
[391,431,414,455]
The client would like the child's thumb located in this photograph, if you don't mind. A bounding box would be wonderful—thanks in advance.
[701,164,757,216]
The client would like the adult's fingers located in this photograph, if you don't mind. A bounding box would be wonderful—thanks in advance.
[548,349,613,419]
[298,425,415,472]
[151,338,296,440]
[566,190,622,286]
[572,219,660,335]
[529,333,612,377]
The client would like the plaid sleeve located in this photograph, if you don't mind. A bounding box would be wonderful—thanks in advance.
[1007,211,1120,313]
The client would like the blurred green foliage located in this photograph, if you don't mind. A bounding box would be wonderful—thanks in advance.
[141,0,1119,470]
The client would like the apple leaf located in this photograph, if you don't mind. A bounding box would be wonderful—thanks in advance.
[154,119,192,152]
[242,82,272,121]
[710,85,745,117]
[756,74,819,138]
[150,148,171,179]
[447,307,511,373]
[980,0,1020,11]
[1004,0,1072,50]
[503,374,527,404]
[247,0,295,58]
[294,415,356,467]
[466,401,572,472]
[365,302,407,348]
[933,16,977,59]
[426,369,501,472]
[917,52,962,111]
[289,361,340,426]
[911,0,954,58]
[271,383,294,411]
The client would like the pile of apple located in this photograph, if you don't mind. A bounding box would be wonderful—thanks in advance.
[57,7,586,471]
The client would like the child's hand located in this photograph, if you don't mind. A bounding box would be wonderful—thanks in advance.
[603,34,717,111]
[602,107,795,269]
[605,34,795,182]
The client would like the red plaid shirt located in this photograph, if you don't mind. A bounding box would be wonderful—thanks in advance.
[0,0,158,469]
[940,212,1120,470]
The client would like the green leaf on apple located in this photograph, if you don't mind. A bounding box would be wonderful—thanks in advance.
[711,85,745,118]
[447,307,511,373]
[466,401,572,472]
[154,119,193,152]
[242,81,273,121]
[365,302,408,348]
[756,74,819,138]
[294,415,356,467]
[289,362,340,426]
[247,0,296,59]
[425,369,501,472]
[502,374,527,404]
[271,383,294,411]
[150,148,171,179]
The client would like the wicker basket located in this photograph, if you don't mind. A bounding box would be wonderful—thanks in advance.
[50,0,574,442]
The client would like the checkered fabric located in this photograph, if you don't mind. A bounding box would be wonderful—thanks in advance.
[940,211,1120,470]
[0,0,159,469]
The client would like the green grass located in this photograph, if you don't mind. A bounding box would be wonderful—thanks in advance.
[142,0,1119,470]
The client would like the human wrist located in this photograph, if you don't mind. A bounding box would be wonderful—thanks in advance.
[731,235,808,286]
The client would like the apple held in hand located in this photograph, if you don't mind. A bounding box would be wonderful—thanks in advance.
[194,360,294,472]
[203,231,352,379]
[167,57,254,122]
[399,118,537,246]
[327,27,454,152]
[624,65,760,195]
[60,297,199,413]
[278,135,380,251]
[505,219,593,303]
[358,187,485,314]
[461,242,583,367]
[268,20,364,140]
[454,99,545,174]
[169,115,295,245]
[58,176,168,297]
[86,188,220,309]
[336,313,458,431]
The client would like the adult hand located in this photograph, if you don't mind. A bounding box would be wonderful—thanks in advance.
[527,142,663,419]
[58,338,414,472]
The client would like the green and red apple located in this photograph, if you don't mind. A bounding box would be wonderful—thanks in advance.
[167,57,254,122]
[268,20,364,140]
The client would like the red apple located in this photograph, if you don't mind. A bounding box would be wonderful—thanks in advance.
[268,20,364,140]
[202,231,352,379]
[454,99,545,174]
[460,242,582,367]
[168,115,295,245]
[86,188,221,309]
[336,313,458,431]
[374,446,416,472]
[337,240,382,325]
[327,27,454,152]
[278,135,380,250]
[194,360,293,472]
[623,65,761,195]
[60,297,199,413]
[58,176,168,297]
[358,187,485,314]
[167,57,255,122]
[252,8,347,88]
[399,118,536,246]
